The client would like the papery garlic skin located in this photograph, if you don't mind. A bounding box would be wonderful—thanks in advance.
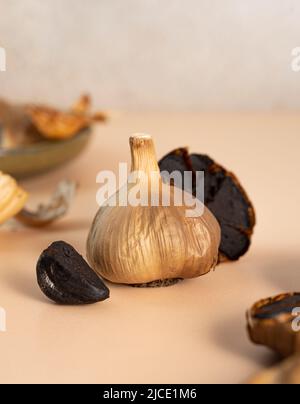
[0,172,28,225]
[87,135,221,285]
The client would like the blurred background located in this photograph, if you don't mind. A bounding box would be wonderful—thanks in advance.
[1,0,300,110]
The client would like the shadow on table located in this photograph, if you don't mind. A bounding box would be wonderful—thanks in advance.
[211,311,279,367]
[210,249,300,370]
[257,250,300,292]
[3,269,48,304]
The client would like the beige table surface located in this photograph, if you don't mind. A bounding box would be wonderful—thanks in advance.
[0,112,300,384]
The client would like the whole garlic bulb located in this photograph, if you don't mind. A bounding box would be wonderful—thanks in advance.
[87,135,221,285]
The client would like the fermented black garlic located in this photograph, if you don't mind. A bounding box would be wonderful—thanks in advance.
[37,241,110,305]
[159,148,256,261]
[247,293,300,358]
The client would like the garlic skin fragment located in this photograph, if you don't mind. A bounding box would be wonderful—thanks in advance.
[16,180,77,228]
[87,135,221,285]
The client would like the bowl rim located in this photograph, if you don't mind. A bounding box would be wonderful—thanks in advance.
[0,127,91,157]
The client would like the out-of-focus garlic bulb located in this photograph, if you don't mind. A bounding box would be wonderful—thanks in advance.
[0,172,28,225]
[87,135,221,285]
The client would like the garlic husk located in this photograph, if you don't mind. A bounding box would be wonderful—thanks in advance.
[0,172,28,225]
[87,135,221,285]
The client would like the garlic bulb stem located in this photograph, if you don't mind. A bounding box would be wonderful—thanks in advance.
[130,134,160,180]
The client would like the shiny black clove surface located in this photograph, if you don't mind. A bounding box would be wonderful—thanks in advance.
[37,241,110,304]
[159,148,256,261]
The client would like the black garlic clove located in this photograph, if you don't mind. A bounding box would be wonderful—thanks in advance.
[37,241,110,305]
[247,293,300,358]
[159,148,256,261]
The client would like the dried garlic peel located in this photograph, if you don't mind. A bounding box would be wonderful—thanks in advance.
[27,95,106,140]
[16,180,77,228]
[72,94,91,115]
[0,172,28,225]
[27,106,90,140]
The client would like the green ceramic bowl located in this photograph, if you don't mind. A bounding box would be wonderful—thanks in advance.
[0,128,91,179]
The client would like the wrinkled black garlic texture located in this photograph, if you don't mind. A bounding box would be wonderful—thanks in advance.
[37,241,110,304]
[159,148,256,261]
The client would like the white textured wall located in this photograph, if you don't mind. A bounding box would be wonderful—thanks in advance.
[0,0,300,110]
